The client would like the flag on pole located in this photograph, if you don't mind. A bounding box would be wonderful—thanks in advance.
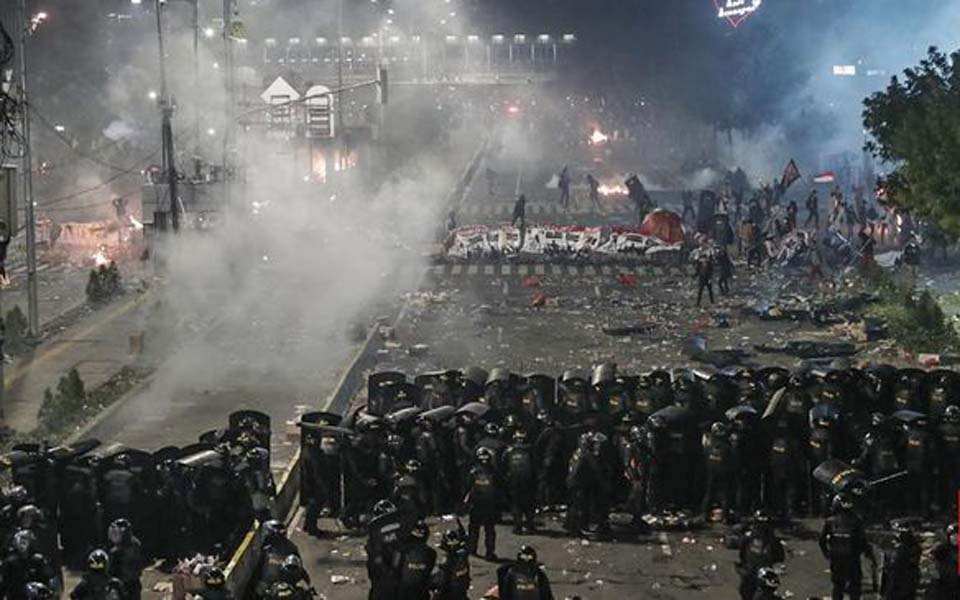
[780,159,801,190]
[813,171,836,184]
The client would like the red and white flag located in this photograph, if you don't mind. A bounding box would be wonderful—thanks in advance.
[813,171,836,184]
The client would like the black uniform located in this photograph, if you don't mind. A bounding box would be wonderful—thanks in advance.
[502,441,536,533]
[431,547,470,600]
[70,571,110,600]
[935,417,960,515]
[464,464,499,558]
[819,511,875,600]
[395,537,437,600]
[901,422,933,516]
[701,431,735,518]
[736,526,785,600]
[765,426,803,518]
[879,535,919,600]
[108,536,145,600]
[534,422,565,508]
[1,552,56,600]
[929,538,959,600]
[496,563,555,600]
[694,250,715,307]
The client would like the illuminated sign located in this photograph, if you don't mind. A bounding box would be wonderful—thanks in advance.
[714,0,762,28]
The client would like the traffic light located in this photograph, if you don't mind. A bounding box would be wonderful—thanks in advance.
[378,67,388,105]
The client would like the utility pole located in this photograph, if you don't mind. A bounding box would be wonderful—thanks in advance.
[222,0,235,208]
[336,0,343,133]
[16,0,38,337]
[155,0,179,232]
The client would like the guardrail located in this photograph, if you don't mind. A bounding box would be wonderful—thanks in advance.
[222,138,489,598]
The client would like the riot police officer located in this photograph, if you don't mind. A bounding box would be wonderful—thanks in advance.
[899,415,933,517]
[431,526,470,600]
[301,422,341,537]
[622,424,651,528]
[808,413,844,516]
[413,416,444,513]
[496,545,554,600]
[935,404,960,516]
[256,520,301,597]
[929,523,959,600]
[240,447,276,523]
[819,494,876,600]
[854,414,901,516]
[764,421,803,520]
[736,511,785,600]
[465,447,499,560]
[13,505,60,580]
[503,429,537,534]
[879,528,919,600]
[1,530,57,600]
[396,522,437,600]
[107,519,144,600]
[70,550,111,600]
[566,432,613,535]
[534,411,565,510]
[61,471,99,569]
[701,422,735,521]
[365,501,402,600]
[195,566,235,600]
[392,459,427,522]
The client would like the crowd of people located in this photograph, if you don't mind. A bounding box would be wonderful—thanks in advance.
[296,365,960,599]
[0,412,278,599]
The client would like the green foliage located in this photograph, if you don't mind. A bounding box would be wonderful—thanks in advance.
[867,288,960,354]
[37,368,87,432]
[2,306,29,354]
[863,46,960,237]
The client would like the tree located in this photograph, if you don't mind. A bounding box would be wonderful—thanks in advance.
[863,47,960,237]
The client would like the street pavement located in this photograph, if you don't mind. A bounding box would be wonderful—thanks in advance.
[291,514,841,600]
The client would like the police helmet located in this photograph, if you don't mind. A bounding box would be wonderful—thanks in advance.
[710,422,729,437]
[475,446,494,464]
[757,567,780,590]
[517,545,537,564]
[87,548,109,572]
[405,459,422,474]
[945,404,960,422]
[16,504,43,529]
[262,519,286,540]
[372,499,396,517]
[629,425,645,442]
[12,529,36,555]
[484,422,500,437]
[281,554,302,572]
[108,518,132,545]
[204,566,226,588]
[441,529,465,552]
[24,583,53,600]
[591,432,608,445]
[513,429,528,442]
[946,523,958,545]
[411,521,429,540]
[832,493,855,513]
[870,412,886,428]
[6,485,30,506]
[386,433,403,448]
[113,453,130,469]
[536,409,552,423]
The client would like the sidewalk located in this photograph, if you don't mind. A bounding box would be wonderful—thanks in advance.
[2,287,154,433]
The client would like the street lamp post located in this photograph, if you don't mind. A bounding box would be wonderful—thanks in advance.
[16,0,39,337]
[155,0,180,232]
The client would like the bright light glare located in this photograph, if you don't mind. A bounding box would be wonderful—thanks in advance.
[148,90,158,100]
[206,128,216,136]
[54,125,65,132]
[204,27,215,38]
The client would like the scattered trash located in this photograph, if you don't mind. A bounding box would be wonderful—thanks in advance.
[330,575,352,585]
[531,293,547,308]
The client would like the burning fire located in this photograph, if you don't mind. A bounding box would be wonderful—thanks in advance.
[589,128,609,145]
[92,246,109,267]
[598,183,628,196]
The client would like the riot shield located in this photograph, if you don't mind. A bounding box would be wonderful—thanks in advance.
[462,366,489,405]
[228,410,272,450]
[367,372,407,416]
[485,368,520,414]
[519,374,556,419]
[558,371,590,418]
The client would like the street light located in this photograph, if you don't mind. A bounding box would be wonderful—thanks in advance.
[204,27,215,38]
